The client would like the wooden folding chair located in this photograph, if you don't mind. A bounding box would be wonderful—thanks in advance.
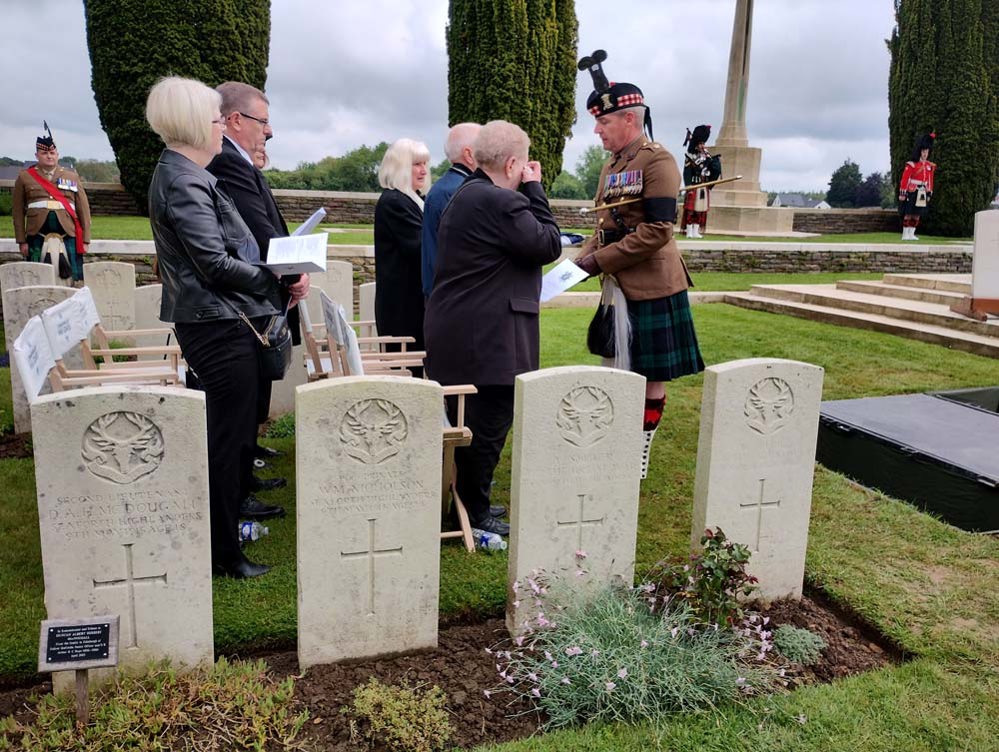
[440,385,477,552]
[14,317,178,407]
[73,287,184,378]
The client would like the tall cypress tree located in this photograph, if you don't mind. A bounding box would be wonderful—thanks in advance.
[84,0,270,211]
[888,0,999,235]
[446,0,578,190]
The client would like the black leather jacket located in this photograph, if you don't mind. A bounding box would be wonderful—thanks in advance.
[149,149,281,323]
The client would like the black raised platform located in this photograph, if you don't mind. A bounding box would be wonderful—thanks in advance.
[817,388,999,532]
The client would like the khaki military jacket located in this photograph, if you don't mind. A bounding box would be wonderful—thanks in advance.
[12,165,92,244]
[577,136,691,300]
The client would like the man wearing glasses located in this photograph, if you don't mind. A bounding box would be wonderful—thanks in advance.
[13,122,91,281]
[207,82,309,523]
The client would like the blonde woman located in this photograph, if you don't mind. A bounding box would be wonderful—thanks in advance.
[374,138,431,360]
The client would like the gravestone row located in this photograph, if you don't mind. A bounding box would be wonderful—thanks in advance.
[25,352,823,686]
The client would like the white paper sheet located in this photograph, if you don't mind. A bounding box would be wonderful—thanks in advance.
[540,258,589,302]
[291,207,328,237]
[265,232,328,275]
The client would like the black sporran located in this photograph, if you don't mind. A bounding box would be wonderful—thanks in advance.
[239,311,293,380]
[587,302,616,358]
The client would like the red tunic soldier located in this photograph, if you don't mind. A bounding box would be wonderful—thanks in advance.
[898,132,936,241]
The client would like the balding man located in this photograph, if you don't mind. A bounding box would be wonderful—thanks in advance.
[420,122,480,298]
[424,120,561,536]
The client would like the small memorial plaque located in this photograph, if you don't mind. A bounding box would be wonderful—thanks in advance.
[38,616,120,673]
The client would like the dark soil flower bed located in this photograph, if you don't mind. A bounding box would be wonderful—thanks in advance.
[0,590,899,750]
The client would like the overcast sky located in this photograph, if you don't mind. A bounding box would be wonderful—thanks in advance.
[0,0,895,191]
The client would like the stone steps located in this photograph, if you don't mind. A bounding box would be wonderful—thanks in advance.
[834,280,966,307]
[723,292,999,358]
[881,273,972,294]
[744,283,996,337]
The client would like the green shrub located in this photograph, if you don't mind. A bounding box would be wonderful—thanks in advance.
[0,191,12,216]
[650,527,759,626]
[0,657,307,750]
[495,576,782,732]
[773,624,827,665]
[348,678,451,752]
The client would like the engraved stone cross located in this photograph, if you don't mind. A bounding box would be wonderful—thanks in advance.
[739,478,781,552]
[340,518,403,616]
[556,494,606,551]
[92,543,167,649]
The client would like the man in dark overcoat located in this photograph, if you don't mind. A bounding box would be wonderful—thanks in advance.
[424,120,562,536]
[207,81,310,521]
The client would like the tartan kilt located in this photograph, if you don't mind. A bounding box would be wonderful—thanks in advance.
[900,190,928,217]
[627,291,705,382]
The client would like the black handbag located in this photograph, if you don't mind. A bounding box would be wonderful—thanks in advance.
[238,310,293,380]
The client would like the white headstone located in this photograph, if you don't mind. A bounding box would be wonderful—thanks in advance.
[83,262,136,332]
[971,209,999,300]
[306,260,353,323]
[132,284,174,360]
[0,262,55,310]
[691,358,824,600]
[268,342,309,418]
[296,376,443,667]
[359,282,376,330]
[4,286,77,432]
[506,366,645,635]
[32,386,213,690]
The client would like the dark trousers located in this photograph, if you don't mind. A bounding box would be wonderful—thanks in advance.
[176,318,260,568]
[448,385,514,523]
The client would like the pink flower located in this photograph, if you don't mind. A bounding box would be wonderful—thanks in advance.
[576,570,586,577]
[640,640,649,649]
[670,627,680,639]
[591,649,600,657]
[528,672,538,682]
[544,651,554,662]
[512,600,520,609]
[483,689,492,698]
[575,549,588,559]
[565,646,583,656]
[531,687,541,698]
[506,676,514,684]
[605,681,616,692]
[736,677,746,686]
[617,668,628,679]
[537,614,550,627]
[514,635,525,647]
[512,580,521,592]
[551,660,558,668]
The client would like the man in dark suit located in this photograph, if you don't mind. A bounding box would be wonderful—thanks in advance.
[207,81,310,521]
[424,120,562,536]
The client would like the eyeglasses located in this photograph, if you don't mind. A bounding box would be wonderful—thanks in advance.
[211,118,227,129]
[238,112,269,126]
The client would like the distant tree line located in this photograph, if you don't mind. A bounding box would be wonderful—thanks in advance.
[0,155,119,182]
[547,145,609,199]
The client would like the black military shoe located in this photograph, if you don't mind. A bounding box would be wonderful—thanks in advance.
[251,475,287,492]
[213,554,270,579]
[239,494,286,520]
[489,505,507,518]
[255,445,283,458]
[471,515,509,536]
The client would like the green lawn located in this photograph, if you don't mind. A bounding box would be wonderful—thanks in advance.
[2,215,972,247]
[551,267,888,293]
[0,305,997,750]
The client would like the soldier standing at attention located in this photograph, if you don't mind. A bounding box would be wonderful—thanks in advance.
[574,50,705,480]
[12,122,91,281]
[680,124,721,239]
[898,132,936,241]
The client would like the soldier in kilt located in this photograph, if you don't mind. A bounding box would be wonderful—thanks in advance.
[575,50,705,479]
[680,124,721,239]
[12,123,91,281]
[898,132,936,241]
